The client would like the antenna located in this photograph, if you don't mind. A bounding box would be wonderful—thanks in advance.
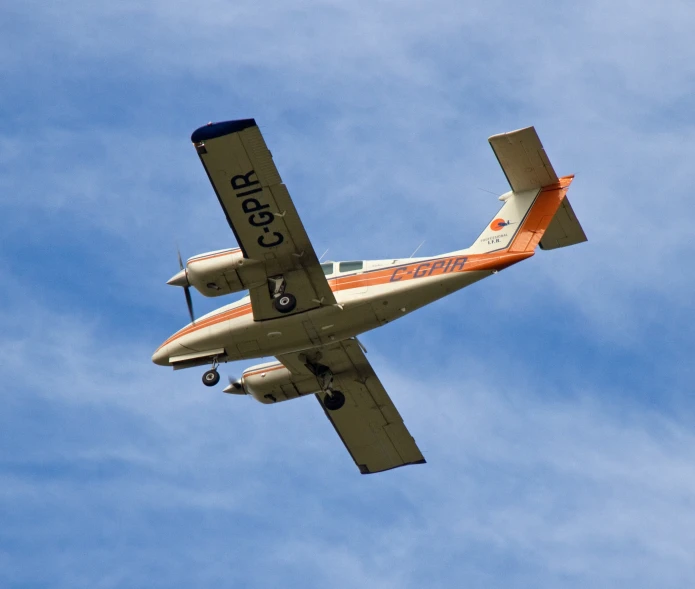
[476,186,499,196]
[319,248,329,262]
[409,240,425,258]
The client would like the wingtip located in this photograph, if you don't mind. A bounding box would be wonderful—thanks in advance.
[358,458,427,474]
[191,118,257,143]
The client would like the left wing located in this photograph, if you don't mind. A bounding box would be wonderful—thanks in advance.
[277,340,426,474]
[191,119,336,320]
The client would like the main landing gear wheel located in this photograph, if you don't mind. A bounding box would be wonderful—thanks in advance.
[273,293,297,314]
[323,390,345,411]
[202,369,220,387]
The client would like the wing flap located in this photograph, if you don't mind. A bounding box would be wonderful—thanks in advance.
[327,374,424,474]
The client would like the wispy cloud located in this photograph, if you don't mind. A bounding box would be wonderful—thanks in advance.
[2,0,695,587]
[3,293,695,587]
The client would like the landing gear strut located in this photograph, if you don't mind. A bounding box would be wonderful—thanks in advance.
[304,357,345,411]
[269,275,297,314]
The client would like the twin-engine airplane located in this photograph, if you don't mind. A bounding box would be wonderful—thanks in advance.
[153,119,587,474]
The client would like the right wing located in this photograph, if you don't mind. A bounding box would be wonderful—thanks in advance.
[277,340,426,474]
[489,126,559,192]
[191,119,336,320]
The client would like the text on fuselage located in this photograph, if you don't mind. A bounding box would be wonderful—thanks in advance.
[230,170,284,248]
[390,256,467,282]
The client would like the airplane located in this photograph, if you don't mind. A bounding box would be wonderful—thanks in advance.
[152,119,587,474]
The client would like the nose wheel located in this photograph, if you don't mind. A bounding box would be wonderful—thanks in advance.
[202,368,220,387]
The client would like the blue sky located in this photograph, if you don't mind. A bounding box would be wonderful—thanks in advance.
[2,0,695,587]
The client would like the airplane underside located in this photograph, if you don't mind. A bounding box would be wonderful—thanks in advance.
[155,268,493,368]
[152,119,586,474]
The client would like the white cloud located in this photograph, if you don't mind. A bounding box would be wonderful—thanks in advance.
[2,296,695,587]
[3,0,695,587]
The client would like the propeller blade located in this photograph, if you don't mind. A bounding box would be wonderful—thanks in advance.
[173,246,194,323]
[177,246,184,270]
[184,285,195,324]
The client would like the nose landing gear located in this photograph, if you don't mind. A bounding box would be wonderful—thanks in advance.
[202,357,221,387]
[202,368,220,386]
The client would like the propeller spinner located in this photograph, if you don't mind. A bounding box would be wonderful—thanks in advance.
[223,375,245,394]
[167,249,195,324]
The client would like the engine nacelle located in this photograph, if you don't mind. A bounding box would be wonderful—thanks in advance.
[237,361,319,404]
[184,248,257,297]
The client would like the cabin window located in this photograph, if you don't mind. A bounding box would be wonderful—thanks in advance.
[339,261,364,273]
[321,262,334,276]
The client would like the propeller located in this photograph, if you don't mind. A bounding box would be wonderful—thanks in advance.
[167,248,195,324]
[223,375,244,394]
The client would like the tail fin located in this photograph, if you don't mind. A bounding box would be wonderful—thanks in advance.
[468,127,586,255]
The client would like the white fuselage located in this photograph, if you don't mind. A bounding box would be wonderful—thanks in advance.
[152,248,530,367]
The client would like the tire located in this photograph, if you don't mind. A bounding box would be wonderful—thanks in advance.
[273,293,297,313]
[202,369,220,387]
[323,390,345,411]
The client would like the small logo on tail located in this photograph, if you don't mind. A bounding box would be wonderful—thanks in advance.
[490,218,514,231]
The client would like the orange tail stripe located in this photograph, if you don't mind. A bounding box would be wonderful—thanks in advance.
[509,175,574,253]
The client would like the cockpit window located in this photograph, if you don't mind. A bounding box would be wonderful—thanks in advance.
[321,262,334,276]
[339,261,364,273]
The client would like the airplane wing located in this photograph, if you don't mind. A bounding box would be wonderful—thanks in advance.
[191,119,337,321]
[277,339,426,474]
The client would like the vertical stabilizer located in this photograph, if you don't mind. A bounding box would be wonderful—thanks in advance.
[467,127,583,254]
[467,187,541,254]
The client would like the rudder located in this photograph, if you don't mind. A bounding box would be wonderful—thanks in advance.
[468,126,585,254]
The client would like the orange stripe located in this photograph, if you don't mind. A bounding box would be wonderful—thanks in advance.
[158,197,575,353]
[329,251,528,291]
[508,175,574,253]
[157,303,253,349]
[243,363,286,378]
[158,250,534,351]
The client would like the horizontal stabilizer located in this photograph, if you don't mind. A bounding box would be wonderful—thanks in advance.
[539,196,587,250]
[489,127,558,192]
